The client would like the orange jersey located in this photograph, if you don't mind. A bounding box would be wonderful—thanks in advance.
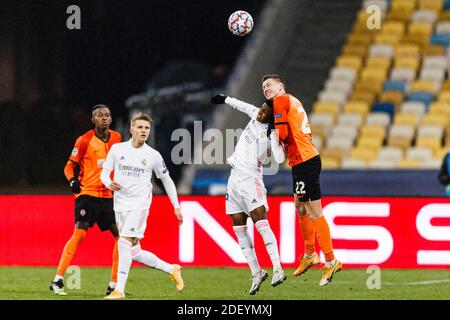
[64,130,122,198]
[273,93,319,167]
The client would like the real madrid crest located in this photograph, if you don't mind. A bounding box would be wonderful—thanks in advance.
[141,158,147,166]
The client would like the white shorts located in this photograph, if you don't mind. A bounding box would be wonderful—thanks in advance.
[226,170,268,215]
[115,209,149,240]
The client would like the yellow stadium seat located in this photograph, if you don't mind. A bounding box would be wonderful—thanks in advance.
[361,67,388,81]
[360,125,386,139]
[394,57,420,70]
[366,56,391,70]
[416,136,442,154]
[388,136,413,151]
[379,91,404,106]
[392,0,416,11]
[382,21,406,35]
[336,55,363,70]
[408,22,434,37]
[438,91,450,102]
[311,126,328,141]
[347,33,373,46]
[313,102,340,117]
[344,101,370,117]
[394,44,420,59]
[436,146,450,159]
[428,102,450,117]
[387,8,414,21]
[439,10,450,20]
[322,157,340,169]
[410,80,437,94]
[350,91,377,105]
[394,113,420,126]
[354,80,384,95]
[350,147,379,163]
[419,0,444,13]
[401,34,430,47]
[397,158,423,168]
[342,45,367,57]
[322,148,347,163]
[421,113,449,126]
[374,33,402,45]
[422,44,446,55]
[357,137,384,150]
[441,81,450,91]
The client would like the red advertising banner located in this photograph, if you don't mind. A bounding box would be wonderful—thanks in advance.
[1,195,450,268]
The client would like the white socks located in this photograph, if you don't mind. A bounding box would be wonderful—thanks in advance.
[255,219,282,270]
[233,225,260,275]
[131,243,173,273]
[116,238,133,293]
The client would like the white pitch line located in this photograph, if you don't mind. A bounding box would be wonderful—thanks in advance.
[402,279,450,286]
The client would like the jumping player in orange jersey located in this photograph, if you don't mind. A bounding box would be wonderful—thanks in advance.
[49,104,122,295]
[261,74,342,286]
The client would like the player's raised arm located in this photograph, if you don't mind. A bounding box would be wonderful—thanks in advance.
[269,130,286,164]
[154,154,183,225]
[100,145,120,191]
[211,94,258,118]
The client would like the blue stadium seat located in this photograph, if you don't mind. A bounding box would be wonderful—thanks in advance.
[445,0,450,10]
[408,91,434,106]
[371,102,395,120]
[430,34,450,48]
[383,80,406,93]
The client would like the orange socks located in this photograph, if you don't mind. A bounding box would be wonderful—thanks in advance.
[110,237,119,283]
[312,215,335,262]
[299,216,315,256]
[56,228,86,276]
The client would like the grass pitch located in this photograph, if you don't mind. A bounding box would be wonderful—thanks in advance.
[0,266,449,300]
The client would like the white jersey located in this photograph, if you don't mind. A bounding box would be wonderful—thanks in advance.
[225,97,271,178]
[102,140,170,212]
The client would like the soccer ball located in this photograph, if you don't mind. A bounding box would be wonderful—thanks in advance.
[227,10,254,36]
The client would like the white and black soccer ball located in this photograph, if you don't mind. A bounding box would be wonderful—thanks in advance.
[227,10,254,36]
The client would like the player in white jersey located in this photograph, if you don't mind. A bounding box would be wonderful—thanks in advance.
[211,94,287,295]
[100,113,184,299]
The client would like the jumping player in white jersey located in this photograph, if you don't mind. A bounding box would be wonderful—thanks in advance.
[100,112,184,299]
[211,94,287,295]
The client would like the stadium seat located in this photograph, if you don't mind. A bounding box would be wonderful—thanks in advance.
[368,44,394,57]
[406,146,434,161]
[313,102,340,117]
[408,22,434,37]
[430,34,450,47]
[366,112,391,127]
[326,136,355,152]
[337,113,363,127]
[422,44,446,55]
[372,102,396,119]
[378,146,404,161]
[419,0,444,13]
[383,80,407,92]
[341,157,368,169]
[351,91,377,104]
[410,79,438,94]
[342,45,367,57]
[380,90,405,106]
[354,80,384,95]
[350,147,379,163]
[310,112,335,128]
[388,8,414,21]
[436,21,450,34]
[421,113,449,126]
[337,55,363,70]
[416,136,442,154]
[397,158,423,168]
[322,156,340,169]
[400,101,427,115]
[438,90,450,102]
[420,68,445,83]
[412,9,438,23]
[417,124,444,138]
[312,125,329,141]
[330,125,359,141]
[428,101,450,116]
[382,21,406,36]
[389,133,414,151]
[391,0,416,12]
[390,67,416,82]
[394,112,421,127]
[318,90,347,106]
[421,158,442,168]
[366,56,392,70]
[395,57,420,70]
[346,34,373,47]
[374,33,402,45]
[357,136,384,150]
[395,44,421,59]
[360,124,386,139]
[325,79,354,96]
[390,124,416,139]
[422,55,448,69]
[361,67,388,81]
[343,101,370,117]
[408,91,434,106]
[330,67,357,82]
[312,135,323,150]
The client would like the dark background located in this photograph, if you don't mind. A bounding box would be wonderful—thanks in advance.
[0,0,264,191]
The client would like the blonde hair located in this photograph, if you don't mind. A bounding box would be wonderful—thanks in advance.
[130,112,153,127]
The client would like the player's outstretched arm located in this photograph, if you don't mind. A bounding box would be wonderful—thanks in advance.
[270,130,286,164]
[211,94,258,118]
[160,174,183,225]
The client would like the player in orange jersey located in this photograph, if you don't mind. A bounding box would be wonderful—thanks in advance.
[49,104,122,295]
[262,74,342,286]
